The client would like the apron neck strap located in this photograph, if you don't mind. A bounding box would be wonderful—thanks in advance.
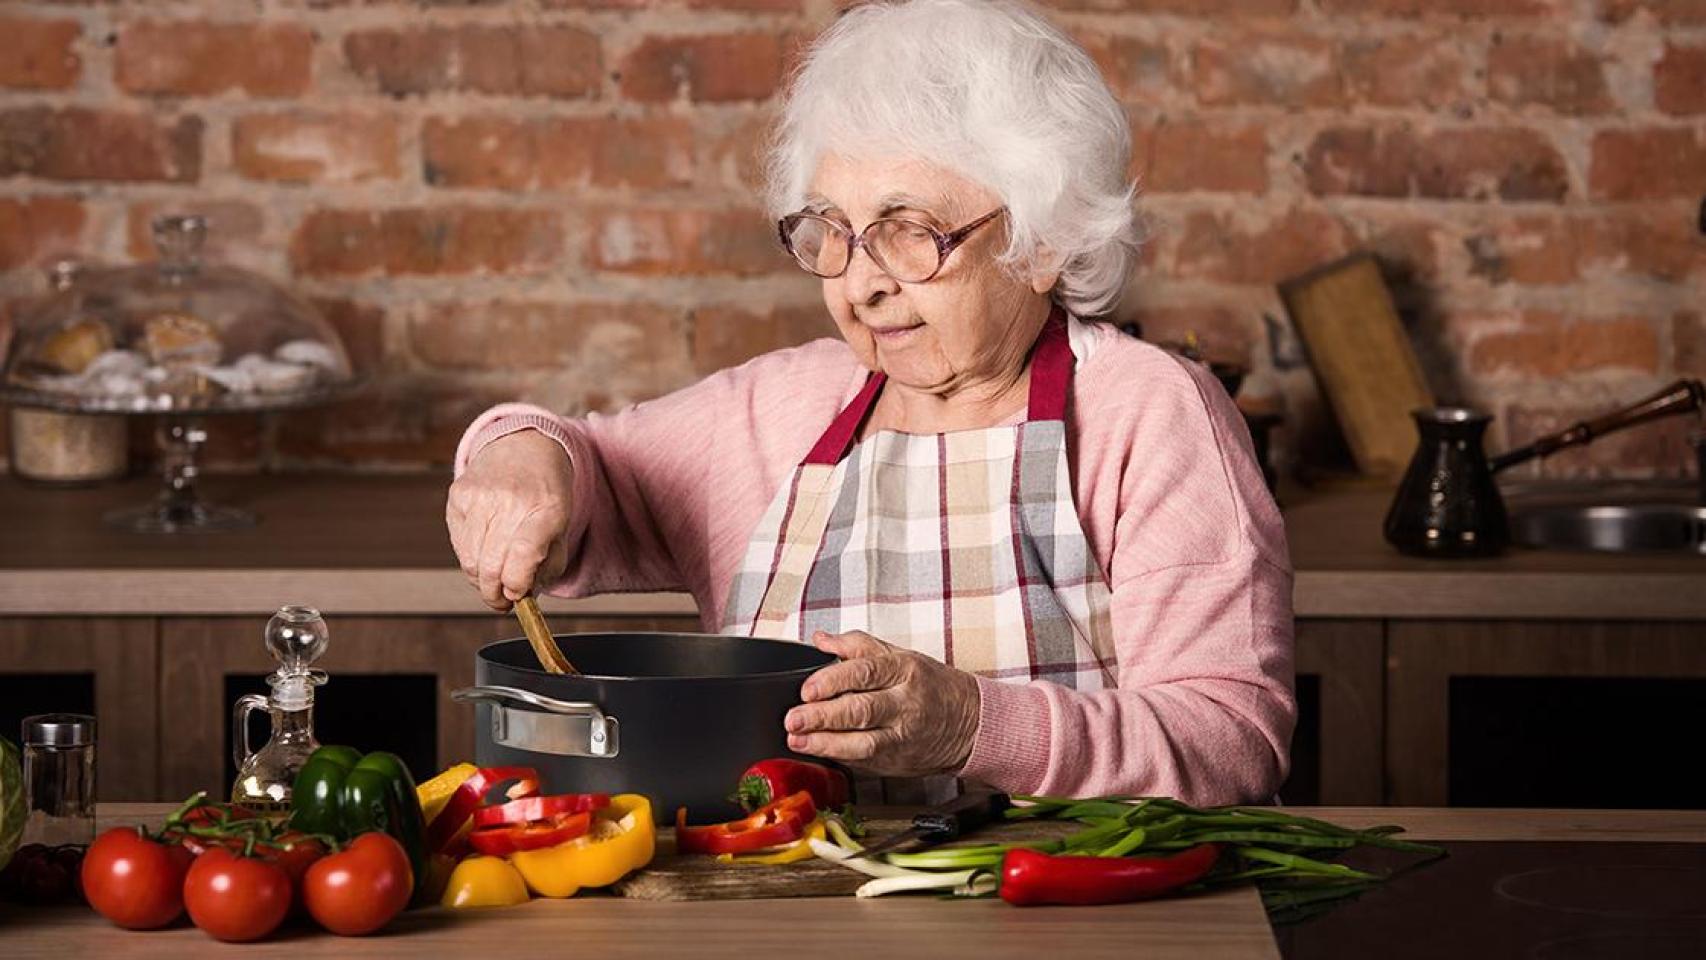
[804,304,1073,466]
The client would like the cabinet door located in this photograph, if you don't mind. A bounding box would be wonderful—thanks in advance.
[1288,620,1384,805]
[1388,620,1706,807]
[159,615,700,800]
[0,618,158,801]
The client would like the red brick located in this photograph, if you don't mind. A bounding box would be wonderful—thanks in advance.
[1589,128,1706,201]
[1318,0,1554,13]
[1580,213,1706,284]
[1353,219,1444,283]
[411,300,684,372]
[705,112,771,193]
[591,208,787,276]
[0,197,85,270]
[1600,0,1706,23]
[422,115,694,192]
[290,208,564,277]
[233,113,400,184]
[1469,312,1659,378]
[1040,0,1297,12]
[309,298,386,376]
[0,18,80,90]
[685,0,803,9]
[1134,119,1268,194]
[273,381,506,467]
[1487,36,1613,115]
[1074,34,1176,105]
[0,108,201,183]
[1676,312,1706,378]
[1171,208,1351,285]
[1655,44,1706,115]
[1504,401,1698,480]
[1305,126,1568,202]
[116,21,311,97]
[344,26,601,99]
[125,200,265,265]
[1462,215,1580,286]
[1340,34,1469,110]
[619,33,789,103]
[1192,31,1342,108]
[1125,305,1256,367]
[690,304,832,374]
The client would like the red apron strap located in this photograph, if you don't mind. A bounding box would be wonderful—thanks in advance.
[803,304,1073,465]
[1025,304,1072,423]
[804,369,885,465]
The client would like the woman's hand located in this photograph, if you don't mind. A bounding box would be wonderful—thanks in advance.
[785,631,981,778]
[446,430,575,611]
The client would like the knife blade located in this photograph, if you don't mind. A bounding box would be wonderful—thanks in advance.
[849,790,1011,860]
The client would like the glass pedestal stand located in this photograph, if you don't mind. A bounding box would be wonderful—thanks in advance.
[103,415,253,532]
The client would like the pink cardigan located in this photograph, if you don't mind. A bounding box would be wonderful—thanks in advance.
[454,320,1296,805]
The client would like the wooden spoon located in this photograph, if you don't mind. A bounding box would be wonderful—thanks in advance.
[514,595,578,675]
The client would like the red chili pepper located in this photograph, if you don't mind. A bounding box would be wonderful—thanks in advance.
[426,766,542,853]
[998,843,1221,907]
[675,791,817,856]
[472,793,610,829]
[733,759,850,813]
[467,811,593,857]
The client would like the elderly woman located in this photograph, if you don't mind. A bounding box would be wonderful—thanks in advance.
[447,0,1293,806]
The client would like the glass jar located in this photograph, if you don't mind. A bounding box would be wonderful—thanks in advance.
[20,714,96,847]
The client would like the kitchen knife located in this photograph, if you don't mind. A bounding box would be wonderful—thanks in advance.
[849,790,1011,860]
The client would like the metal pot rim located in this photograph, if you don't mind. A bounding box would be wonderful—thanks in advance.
[476,633,835,684]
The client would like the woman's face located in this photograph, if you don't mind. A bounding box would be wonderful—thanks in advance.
[804,153,1056,398]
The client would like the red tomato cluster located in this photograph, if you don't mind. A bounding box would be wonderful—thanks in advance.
[82,814,412,942]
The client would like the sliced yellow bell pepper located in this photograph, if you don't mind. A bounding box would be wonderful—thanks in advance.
[508,793,656,898]
[417,762,479,826]
[716,817,826,865]
[441,855,531,909]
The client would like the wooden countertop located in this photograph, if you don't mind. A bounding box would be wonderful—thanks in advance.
[2,804,1700,958]
[1,473,1702,618]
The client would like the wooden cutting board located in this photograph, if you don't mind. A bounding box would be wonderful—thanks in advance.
[613,817,1078,901]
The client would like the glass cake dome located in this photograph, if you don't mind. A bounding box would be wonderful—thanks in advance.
[2,215,351,414]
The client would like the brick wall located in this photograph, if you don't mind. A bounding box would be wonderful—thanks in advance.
[0,0,1702,479]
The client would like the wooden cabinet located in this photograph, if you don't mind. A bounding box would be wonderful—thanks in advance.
[1385,619,1706,807]
[0,618,159,801]
[5,610,1706,806]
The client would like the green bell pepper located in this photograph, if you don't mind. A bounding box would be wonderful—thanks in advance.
[290,746,428,896]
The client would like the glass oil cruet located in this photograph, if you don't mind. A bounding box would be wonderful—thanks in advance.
[231,605,330,813]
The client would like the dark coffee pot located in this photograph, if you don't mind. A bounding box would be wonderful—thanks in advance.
[1384,379,1705,558]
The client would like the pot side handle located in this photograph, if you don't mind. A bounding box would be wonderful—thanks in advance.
[452,685,620,759]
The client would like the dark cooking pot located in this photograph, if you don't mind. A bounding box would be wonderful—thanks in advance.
[453,632,836,821]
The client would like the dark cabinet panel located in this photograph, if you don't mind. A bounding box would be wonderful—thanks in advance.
[0,618,158,800]
[1388,620,1706,806]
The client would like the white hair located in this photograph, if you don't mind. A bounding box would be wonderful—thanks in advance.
[764,0,1142,319]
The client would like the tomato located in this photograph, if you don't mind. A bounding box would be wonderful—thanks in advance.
[183,847,292,942]
[258,832,326,915]
[303,832,413,937]
[82,827,194,930]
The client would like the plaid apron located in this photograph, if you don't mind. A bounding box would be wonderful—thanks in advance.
[721,309,1116,802]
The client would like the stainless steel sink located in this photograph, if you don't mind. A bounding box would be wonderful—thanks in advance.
[1506,483,1706,554]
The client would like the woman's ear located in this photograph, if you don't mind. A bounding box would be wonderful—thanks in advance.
[1028,248,1062,295]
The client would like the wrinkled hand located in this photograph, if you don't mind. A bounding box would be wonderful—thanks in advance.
[445,430,574,611]
[785,631,981,778]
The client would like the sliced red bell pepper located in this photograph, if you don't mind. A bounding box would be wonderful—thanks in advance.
[675,790,817,856]
[427,766,541,853]
[468,811,593,857]
[473,793,610,828]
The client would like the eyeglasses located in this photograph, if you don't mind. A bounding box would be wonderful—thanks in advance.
[778,207,1007,283]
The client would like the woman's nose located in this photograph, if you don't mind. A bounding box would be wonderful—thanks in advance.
[841,241,900,304]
